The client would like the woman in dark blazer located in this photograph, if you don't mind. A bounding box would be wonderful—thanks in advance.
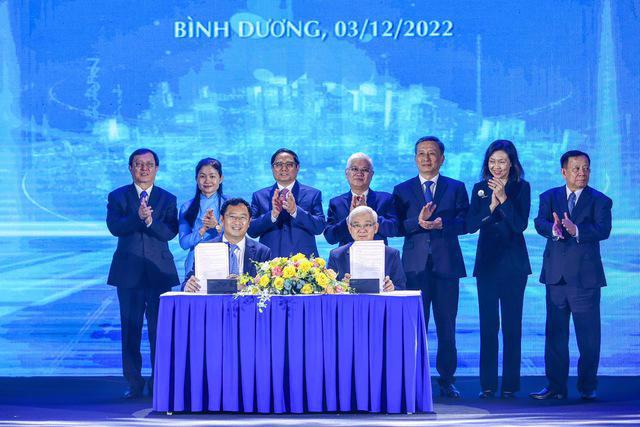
[467,140,531,399]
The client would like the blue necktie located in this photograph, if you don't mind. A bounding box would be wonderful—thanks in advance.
[140,190,148,203]
[423,181,434,204]
[227,243,239,275]
[568,192,576,216]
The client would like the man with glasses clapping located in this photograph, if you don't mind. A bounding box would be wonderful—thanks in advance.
[324,152,398,247]
[248,148,326,257]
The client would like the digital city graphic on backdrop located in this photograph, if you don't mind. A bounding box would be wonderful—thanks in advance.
[0,0,638,376]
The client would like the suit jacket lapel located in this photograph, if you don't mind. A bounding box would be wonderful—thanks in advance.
[433,176,448,207]
[344,242,353,274]
[148,185,160,208]
[571,186,592,221]
[341,192,352,213]
[244,239,256,270]
[411,176,425,206]
[292,181,301,201]
[127,184,139,210]
[366,189,377,208]
[555,186,569,217]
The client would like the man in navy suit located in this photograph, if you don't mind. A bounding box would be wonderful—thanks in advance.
[106,148,179,399]
[324,152,398,246]
[327,206,405,291]
[248,148,326,257]
[530,150,612,401]
[393,136,469,398]
[183,198,272,292]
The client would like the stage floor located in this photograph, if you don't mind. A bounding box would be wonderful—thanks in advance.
[0,376,638,426]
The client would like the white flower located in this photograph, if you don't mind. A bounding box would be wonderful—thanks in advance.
[478,189,486,198]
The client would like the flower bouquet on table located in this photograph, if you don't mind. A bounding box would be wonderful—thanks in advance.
[235,253,352,311]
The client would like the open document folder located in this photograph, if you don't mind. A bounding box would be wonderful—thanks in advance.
[349,240,385,292]
[194,242,229,295]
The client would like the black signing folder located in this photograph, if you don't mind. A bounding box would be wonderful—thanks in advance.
[207,279,237,294]
[349,278,380,294]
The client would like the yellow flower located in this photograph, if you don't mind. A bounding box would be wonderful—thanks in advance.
[291,253,306,263]
[301,283,313,294]
[326,269,337,279]
[314,272,329,288]
[274,277,285,291]
[250,286,260,295]
[282,265,296,279]
[315,258,326,268]
[259,275,270,288]
[298,260,313,274]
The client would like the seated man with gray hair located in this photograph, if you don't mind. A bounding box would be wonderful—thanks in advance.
[327,206,406,291]
[324,152,398,247]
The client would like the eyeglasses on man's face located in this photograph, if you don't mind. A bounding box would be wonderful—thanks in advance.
[272,162,297,170]
[350,222,375,230]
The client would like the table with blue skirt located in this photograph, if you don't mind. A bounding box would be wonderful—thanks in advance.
[153,291,433,414]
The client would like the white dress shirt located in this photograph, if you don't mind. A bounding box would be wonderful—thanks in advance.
[419,174,439,199]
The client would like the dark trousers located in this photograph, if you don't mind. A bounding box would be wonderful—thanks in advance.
[408,258,459,386]
[477,274,527,392]
[117,284,170,389]
[545,283,601,394]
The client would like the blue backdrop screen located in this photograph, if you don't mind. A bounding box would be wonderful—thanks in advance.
[0,0,637,376]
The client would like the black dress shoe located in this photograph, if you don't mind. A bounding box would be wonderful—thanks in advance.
[501,391,516,399]
[580,390,597,401]
[440,384,461,398]
[528,387,566,400]
[123,387,143,399]
[478,389,495,399]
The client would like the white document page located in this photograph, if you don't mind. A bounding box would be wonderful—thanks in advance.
[350,240,385,292]
[194,243,229,295]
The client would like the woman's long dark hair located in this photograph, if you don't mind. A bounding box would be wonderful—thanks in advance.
[184,158,224,227]
[481,139,525,182]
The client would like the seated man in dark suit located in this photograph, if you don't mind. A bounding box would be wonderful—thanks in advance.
[248,148,326,257]
[324,152,398,247]
[530,150,612,401]
[393,136,469,398]
[183,198,272,292]
[327,206,405,291]
[106,148,179,399]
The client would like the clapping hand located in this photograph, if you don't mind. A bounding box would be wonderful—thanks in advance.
[419,202,442,230]
[552,212,565,239]
[271,189,283,219]
[488,178,507,203]
[138,197,153,225]
[200,209,219,236]
[350,195,366,211]
[561,212,577,236]
[282,191,297,215]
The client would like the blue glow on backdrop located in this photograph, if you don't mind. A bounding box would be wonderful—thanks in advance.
[0,0,638,375]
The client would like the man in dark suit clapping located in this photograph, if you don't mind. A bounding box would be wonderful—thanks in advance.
[106,148,179,399]
[530,150,612,401]
[393,136,469,398]
[248,148,325,257]
[324,152,398,247]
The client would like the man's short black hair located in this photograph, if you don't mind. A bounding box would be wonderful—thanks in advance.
[270,148,300,166]
[221,198,251,217]
[129,148,159,166]
[414,136,445,155]
[560,150,590,168]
